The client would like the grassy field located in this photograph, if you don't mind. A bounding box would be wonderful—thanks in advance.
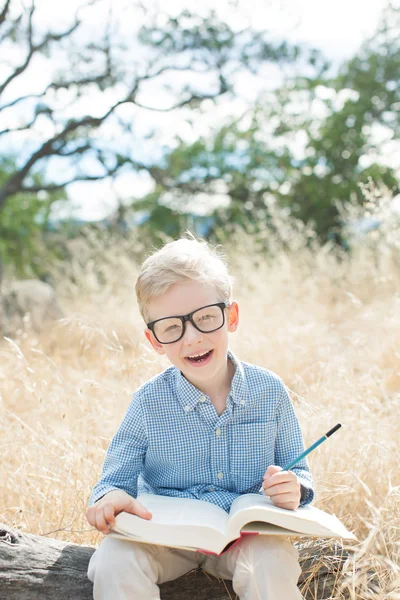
[1,227,399,598]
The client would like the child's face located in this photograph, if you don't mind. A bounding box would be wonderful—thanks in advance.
[144,280,239,392]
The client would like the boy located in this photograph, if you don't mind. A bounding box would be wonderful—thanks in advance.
[86,237,314,600]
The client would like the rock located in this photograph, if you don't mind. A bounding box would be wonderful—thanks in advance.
[0,279,63,335]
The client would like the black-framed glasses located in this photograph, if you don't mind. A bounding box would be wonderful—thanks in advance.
[147,302,228,344]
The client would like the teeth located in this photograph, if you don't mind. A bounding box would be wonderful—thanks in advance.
[188,351,210,359]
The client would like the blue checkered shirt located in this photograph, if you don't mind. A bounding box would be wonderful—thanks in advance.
[89,351,314,511]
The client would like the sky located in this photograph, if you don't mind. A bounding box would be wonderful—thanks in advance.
[70,0,394,220]
[2,0,395,220]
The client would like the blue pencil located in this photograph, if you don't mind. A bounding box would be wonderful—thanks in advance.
[282,423,342,471]
[259,423,342,492]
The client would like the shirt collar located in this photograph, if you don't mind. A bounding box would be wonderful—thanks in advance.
[174,349,250,412]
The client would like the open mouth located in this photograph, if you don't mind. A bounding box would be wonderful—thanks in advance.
[184,349,214,366]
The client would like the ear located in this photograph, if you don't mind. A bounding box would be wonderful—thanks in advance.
[144,328,166,355]
[227,301,239,333]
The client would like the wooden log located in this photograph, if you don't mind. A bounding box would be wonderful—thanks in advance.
[0,524,348,600]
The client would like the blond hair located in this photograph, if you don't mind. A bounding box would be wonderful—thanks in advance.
[135,237,233,322]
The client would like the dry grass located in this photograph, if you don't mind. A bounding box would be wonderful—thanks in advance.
[1,197,399,598]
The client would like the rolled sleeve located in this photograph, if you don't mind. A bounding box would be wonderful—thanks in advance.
[89,392,148,506]
[274,383,314,506]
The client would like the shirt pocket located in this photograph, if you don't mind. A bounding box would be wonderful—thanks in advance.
[229,421,276,493]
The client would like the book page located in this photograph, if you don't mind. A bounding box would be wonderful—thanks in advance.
[137,494,228,533]
[112,494,231,554]
[241,522,304,536]
[228,494,355,539]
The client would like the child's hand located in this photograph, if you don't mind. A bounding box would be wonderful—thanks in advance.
[261,465,301,511]
[86,489,152,534]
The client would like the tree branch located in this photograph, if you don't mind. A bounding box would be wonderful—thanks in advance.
[0,104,52,137]
[0,5,308,214]
[0,121,37,137]
[0,2,36,96]
[0,0,11,26]
[19,161,141,193]
[0,91,47,112]
[133,84,228,112]
[57,144,92,157]
[0,68,115,112]
[0,9,80,97]
[0,60,228,210]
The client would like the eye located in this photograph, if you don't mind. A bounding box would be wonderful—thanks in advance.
[199,314,213,321]
[158,322,180,334]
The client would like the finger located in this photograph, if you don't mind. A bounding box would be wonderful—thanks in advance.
[268,491,298,504]
[264,482,299,497]
[103,503,116,529]
[263,472,297,490]
[263,474,298,491]
[270,496,299,510]
[263,474,289,491]
[272,501,298,511]
[131,500,152,520]
[95,507,110,534]
[265,465,283,477]
[263,470,292,483]
[86,507,96,527]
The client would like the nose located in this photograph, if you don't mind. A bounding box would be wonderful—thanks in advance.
[183,321,203,344]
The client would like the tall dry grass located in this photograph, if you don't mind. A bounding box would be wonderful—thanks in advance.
[1,185,399,598]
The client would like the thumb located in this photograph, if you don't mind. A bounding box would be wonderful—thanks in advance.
[128,499,152,520]
[265,465,283,478]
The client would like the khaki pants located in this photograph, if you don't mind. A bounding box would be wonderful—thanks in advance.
[87,534,303,600]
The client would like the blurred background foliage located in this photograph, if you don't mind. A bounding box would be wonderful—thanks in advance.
[0,158,66,277]
[0,0,399,278]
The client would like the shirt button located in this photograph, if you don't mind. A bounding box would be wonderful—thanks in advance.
[215,427,221,436]
[240,400,246,406]
[209,486,215,492]
[184,405,190,412]
[217,472,224,480]
[199,396,206,403]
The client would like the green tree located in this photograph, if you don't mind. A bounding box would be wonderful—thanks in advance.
[0,158,66,277]
[286,1,400,241]
[129,3,399,245]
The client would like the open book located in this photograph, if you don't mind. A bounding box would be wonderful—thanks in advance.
[111,493,355,556]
